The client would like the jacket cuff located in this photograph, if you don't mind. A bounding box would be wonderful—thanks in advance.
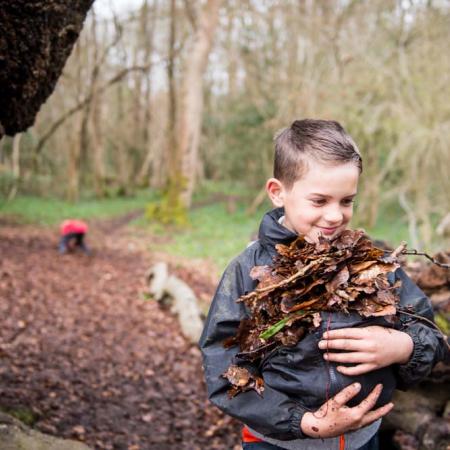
[396,325,429,387]
[288,404,307,439]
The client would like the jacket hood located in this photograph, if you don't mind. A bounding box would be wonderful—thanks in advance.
[258,208,298,254]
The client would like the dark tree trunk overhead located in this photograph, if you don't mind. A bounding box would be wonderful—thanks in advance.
[0,0,94,138]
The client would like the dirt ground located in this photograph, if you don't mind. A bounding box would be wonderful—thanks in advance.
[0,224,241,450]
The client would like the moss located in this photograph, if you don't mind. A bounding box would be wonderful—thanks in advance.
[435,313,450,335]
[0,406,39,426]
[145,176,189,226]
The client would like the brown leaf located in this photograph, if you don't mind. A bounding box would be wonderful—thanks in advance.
[222,365,264,398]
[326,266,350,292]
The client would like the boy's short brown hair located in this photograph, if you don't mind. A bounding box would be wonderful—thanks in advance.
[274,119,362,189]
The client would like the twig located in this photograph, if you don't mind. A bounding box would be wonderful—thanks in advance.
[397,307,450,350]
[236,341,276,359]
[241,259,324,300]
[391,241,408,259]
[401,250,450,269]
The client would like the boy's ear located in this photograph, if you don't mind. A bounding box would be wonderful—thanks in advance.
[266,178,285,208]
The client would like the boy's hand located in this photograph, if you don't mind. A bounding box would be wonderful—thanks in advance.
[300,383,393,438]
[318,326,414,376]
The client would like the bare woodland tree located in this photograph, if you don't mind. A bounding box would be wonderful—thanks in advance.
[177,0,223,208]
[2,0,449,246]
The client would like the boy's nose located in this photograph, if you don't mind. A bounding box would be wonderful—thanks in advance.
[323,207,343,224]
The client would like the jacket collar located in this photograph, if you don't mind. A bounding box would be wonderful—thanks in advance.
[258,208,298,254]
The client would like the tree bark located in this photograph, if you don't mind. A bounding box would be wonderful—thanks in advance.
[165,0,179,190]
[7,134,22,201]
[0,0,94,138]
[177,0,223,208]
[90,10,106,197]
[136,0,158,186]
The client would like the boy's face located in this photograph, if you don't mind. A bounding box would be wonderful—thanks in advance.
[266,159,359,243]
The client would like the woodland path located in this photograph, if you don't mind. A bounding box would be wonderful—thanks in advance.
[0,223,240,450]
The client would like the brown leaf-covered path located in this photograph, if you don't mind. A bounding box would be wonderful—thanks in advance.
[0,225,240,449]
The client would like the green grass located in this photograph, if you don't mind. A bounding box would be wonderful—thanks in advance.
[136,200,265,273]
[0,183,432,275]
[138,192,420,274]
[0,190,152,225]
[356,204,410,246]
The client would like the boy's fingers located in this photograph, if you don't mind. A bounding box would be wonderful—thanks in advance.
[355,384,383,413]
[324,351,371,363]
[319,338,366,351]
[336,363,375,376]
[333,382,361,407]
[323,326,385,340]
[360,402,394,426]
[322,328,366,340]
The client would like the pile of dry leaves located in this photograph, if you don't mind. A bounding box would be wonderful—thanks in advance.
[223,229,405,397]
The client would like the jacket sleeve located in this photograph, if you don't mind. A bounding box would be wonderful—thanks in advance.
[395,268,448,388]
[199,257,308,440]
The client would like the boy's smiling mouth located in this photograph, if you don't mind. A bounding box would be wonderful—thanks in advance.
[318,226,340,235]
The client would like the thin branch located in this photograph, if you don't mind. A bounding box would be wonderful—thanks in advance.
[240,258,325,301]
[236,341,276,359]
[33,61,165,155]
[397,307,450,351]
[392,242,408,259]
[401,249,450,269]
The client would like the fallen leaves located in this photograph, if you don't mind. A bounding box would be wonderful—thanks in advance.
[223,230,402,397]
[222,365,264,398]
[0,226,240,449]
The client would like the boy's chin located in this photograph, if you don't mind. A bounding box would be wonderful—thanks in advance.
[304,235,317,244]
[307,228,344,243]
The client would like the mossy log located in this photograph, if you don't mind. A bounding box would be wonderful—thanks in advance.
[0,412,92,450]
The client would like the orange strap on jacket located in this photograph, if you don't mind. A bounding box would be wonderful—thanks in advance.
[242,426,264,443]
[243,427,345,448]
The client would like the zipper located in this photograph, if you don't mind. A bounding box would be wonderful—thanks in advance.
[329,363,339,390]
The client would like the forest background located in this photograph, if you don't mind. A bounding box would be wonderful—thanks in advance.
[1,0,449,273]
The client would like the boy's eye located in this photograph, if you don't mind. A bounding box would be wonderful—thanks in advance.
[341,199,355,206]
[311,199,326,206]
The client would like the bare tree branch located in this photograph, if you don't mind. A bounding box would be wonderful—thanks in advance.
[33,61,165,155]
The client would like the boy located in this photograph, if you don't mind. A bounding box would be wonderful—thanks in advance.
[59,219,90,254]
[200,119,446,450]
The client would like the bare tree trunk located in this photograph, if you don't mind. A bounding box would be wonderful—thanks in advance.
[137,0,158,186]
[399,191,420,250]
[165,0,178,191]
[7,133,22,201]
[116,82,130,194]
[178,0,223,208]
[91,95,105,196]
[226,2,237,97]
[67,42,83,202]
[132,3,145,146]
[67,117,82,202]
[90,13,105,197]
[0,135,5,162]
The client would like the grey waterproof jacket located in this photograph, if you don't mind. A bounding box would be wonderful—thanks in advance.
[199,208,446,445]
